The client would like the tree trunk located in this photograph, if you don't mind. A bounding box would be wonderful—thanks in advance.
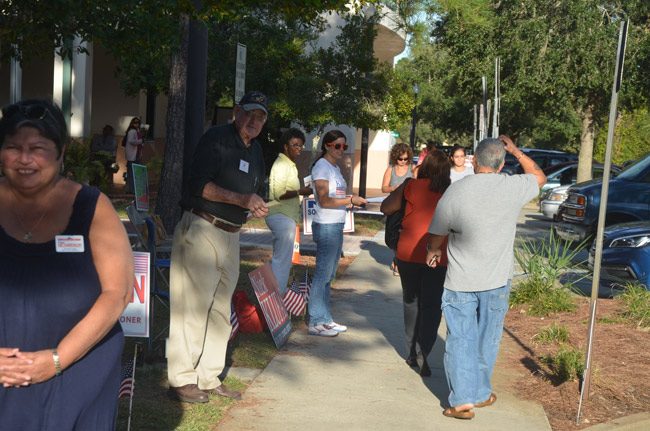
[576,105,595,183]
[156,14,190,233]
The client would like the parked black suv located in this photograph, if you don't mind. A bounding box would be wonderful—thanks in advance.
[502,149,577,175]
[556,153,650,242]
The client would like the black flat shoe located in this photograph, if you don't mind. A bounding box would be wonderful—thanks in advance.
[419,360,431,377]
[405,356,418,368]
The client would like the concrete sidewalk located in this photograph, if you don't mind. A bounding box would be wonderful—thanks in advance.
[219,231,551,431]
[240,226,370,257]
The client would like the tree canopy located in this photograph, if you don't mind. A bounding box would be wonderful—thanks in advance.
[395,0,650,179]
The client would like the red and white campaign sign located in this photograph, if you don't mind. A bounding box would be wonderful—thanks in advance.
[120,251,151,338]
[248,263,291,348]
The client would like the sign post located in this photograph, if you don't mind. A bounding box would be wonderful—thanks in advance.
[235,43,247,104]
[576,19,629,425]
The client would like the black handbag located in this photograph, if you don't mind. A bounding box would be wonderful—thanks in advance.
[384,178,412,250]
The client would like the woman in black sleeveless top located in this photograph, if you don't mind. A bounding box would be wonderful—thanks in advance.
[0,99,133,430]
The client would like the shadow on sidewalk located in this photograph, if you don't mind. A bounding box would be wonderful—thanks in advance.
[341,239,451,408]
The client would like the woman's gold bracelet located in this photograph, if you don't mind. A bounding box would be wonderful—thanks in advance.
[52,349,62,376]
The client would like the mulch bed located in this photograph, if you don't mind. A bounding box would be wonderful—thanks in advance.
[501,297,650,430]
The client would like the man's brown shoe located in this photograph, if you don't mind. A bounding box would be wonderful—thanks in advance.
[169,384,209,403]
[204,384,242,400]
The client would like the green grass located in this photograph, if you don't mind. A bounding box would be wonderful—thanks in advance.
[512,230,585,316]
[511,277,576,316]
[114,204,362,429]
[227,332,279,369]
[117,253,285,430]
[597,315,625,324]
[541,346,585,382]
[533,323,570,344]
[116,368,242,431]
[617,282,650,328]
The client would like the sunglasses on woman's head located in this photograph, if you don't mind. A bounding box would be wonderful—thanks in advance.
[2,103,49,121]
[328,143,348,151]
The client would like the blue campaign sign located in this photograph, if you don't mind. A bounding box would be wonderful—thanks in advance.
[301,198,354,235]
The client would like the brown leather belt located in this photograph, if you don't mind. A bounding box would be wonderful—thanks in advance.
[189,209,241,233]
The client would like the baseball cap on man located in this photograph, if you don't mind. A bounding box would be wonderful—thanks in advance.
[238,91,268,115]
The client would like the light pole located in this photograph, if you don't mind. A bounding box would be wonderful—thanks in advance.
[409,83,419,152]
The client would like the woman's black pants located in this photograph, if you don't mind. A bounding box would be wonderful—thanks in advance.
[395,259,446,360]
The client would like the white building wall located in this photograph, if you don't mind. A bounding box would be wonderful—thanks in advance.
[302,4,405,196]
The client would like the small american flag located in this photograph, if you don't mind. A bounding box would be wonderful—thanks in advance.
[283,279,306,316]
[229,302,239,341]
[133,253,149,273]
[119,360,135,399]
[299,271,311,304]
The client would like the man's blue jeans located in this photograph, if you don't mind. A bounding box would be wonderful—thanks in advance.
[265,214,297,296]
[308,222,344,326]
[441,282,511,407]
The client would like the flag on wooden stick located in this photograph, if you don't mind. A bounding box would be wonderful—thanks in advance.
[229,301,239,340]
[283,279,306,317]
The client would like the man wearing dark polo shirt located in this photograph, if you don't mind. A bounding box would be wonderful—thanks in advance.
[167,91,269,403]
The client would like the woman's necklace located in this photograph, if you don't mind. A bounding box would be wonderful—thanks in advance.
[17,211,48,242]
[10,179,60,242]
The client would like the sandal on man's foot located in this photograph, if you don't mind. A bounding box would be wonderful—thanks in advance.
[475,393,497,408]
[443,407,475,420]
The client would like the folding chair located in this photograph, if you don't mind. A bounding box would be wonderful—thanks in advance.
[126,205,173,358]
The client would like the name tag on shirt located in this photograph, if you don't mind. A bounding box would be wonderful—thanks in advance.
[239,159,250,173]
[55,235,85,253]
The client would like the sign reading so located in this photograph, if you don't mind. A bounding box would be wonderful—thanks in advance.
[301,197,354,235]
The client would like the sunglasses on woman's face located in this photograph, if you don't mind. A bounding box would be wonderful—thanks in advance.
[328,143,348,151]
[397,157,409,161]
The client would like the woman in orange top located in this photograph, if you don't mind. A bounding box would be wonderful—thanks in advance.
[381,151,450,377]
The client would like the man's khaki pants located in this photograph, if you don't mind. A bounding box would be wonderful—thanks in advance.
[167,211,240,389]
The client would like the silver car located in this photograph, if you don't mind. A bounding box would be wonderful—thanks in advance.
[540,185,570,220]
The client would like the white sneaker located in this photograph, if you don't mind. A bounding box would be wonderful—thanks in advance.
[308,324,339,337]
[324,322,347,332]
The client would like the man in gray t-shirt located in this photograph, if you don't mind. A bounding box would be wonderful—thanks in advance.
[425,136,546,420]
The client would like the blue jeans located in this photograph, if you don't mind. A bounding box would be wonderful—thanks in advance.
[265,214,297,296]
[309,222,344,326]
[441,282,511,407]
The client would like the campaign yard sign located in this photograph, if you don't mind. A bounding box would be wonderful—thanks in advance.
[120,251,151,338]
[302,197,354,235]
[132,163,149,212]
[248,263,291,348]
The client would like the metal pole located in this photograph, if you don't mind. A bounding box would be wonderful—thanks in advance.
[473,105,478,151]
[576,19,628,425]
[481,76,488,139]
[10,47,22,103]
[478,104,485,142]
[61,37,73,131]
[409,84,418,152]
[358,127,369,198]
[492,57,500,137]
